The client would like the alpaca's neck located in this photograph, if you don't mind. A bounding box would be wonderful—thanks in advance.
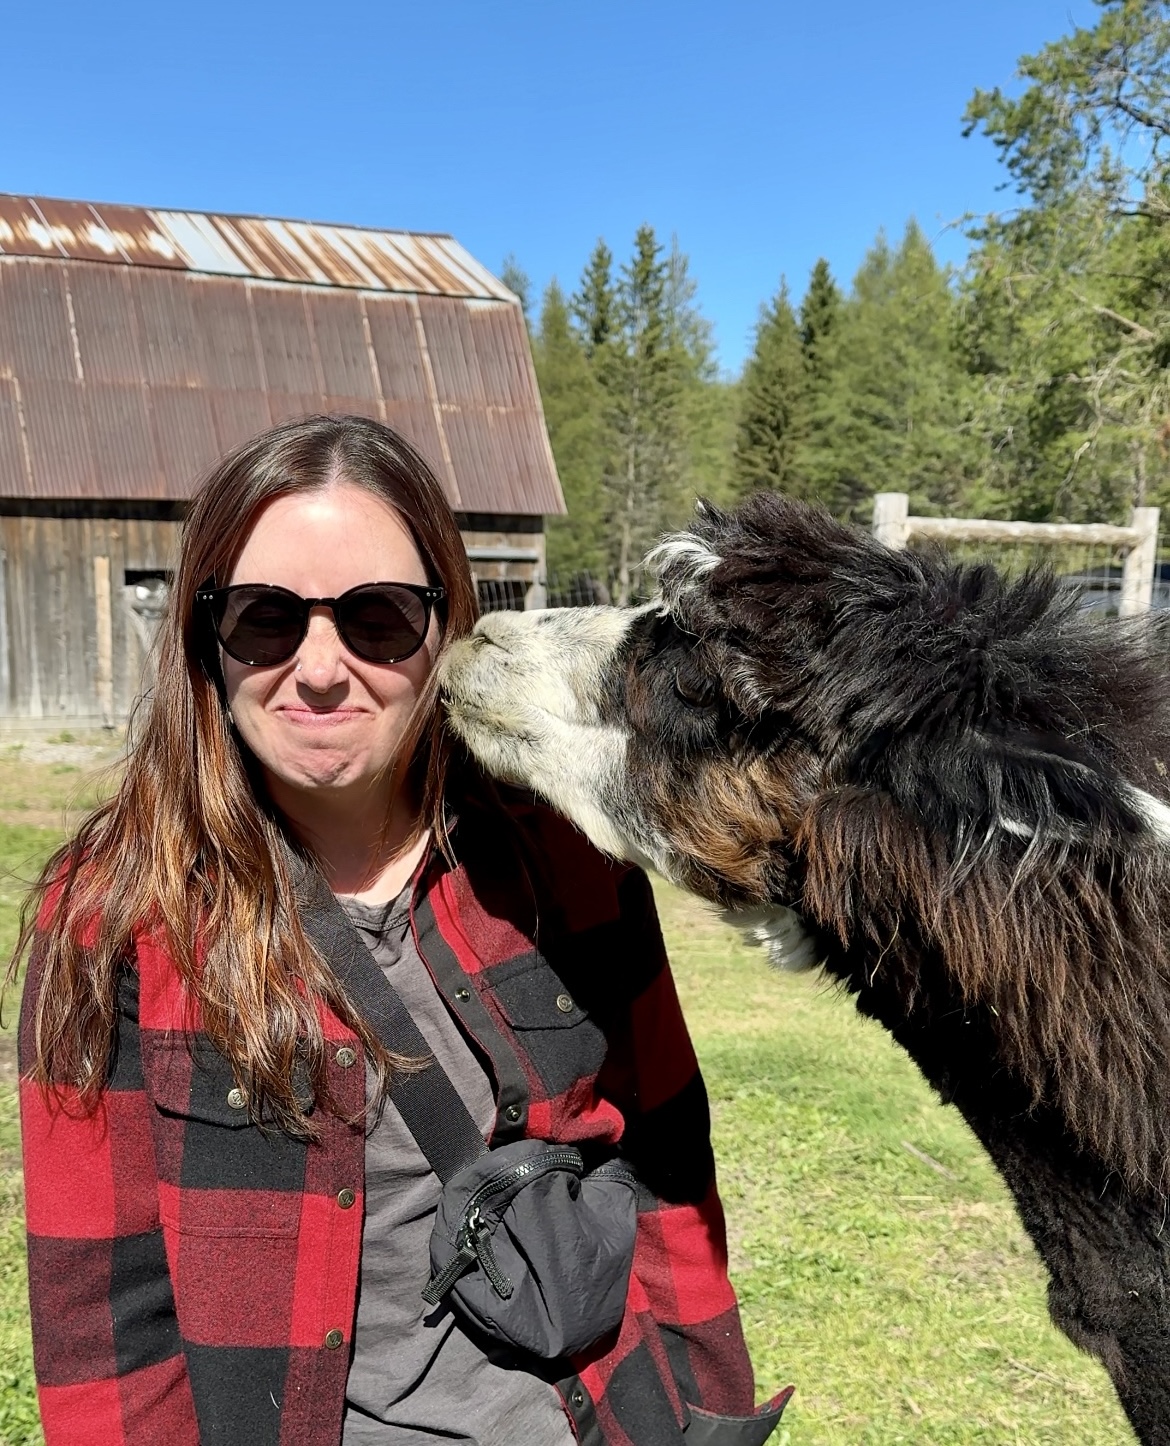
[725,903,823,971]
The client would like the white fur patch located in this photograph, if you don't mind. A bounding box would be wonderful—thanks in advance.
[999,788,1170,847]
[1125,784,1170,843]
[725,904,822,972]
[644,533,723,585]
[969,729,1170,848]
[441,606,650,862]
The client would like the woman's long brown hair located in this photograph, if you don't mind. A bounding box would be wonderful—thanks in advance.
[9,414,479,1134]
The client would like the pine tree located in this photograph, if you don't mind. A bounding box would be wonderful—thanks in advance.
[538,231,729,591]
[801,221,975,519]
[500,254,532,326]
[532,281,609,577]
[571,241,617,359]
[663,236,739,511]
[800,258,840,389]
[607,225,686,602]
[733,281,809,498]
[664,236,716,377]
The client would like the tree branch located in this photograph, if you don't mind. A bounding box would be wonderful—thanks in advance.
[1105,88,1170,144]
[1071,293,1158,340]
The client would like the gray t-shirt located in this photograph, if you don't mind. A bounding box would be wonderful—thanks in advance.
[340,889,575,1446]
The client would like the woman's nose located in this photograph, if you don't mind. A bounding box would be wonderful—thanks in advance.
[295,609,349,690]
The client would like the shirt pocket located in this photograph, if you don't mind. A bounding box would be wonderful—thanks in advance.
[146,1035,308,1239]
[489,953,608,1095]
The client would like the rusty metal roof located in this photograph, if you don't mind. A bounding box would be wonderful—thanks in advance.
[0,195,562,514]
[0,194,515,300]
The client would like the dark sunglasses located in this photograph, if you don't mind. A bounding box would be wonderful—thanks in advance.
[196,581,446,667]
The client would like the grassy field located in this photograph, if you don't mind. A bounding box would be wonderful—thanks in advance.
[0,743,1135,1444]
[0,739,123,1446]
[659,892,1132,1445]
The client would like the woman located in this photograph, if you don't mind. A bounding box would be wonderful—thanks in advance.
[15,415,790,1445]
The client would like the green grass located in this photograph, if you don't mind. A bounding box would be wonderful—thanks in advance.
[659,888,1131,1444]
[0,753,1135,1443]
[0,1117,37,1446]
[0,824,64,1446]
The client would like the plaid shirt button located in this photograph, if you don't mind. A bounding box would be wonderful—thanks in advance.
[324,1329,344,1349]
[226,1087,246,1109]
[335,1045,357,1068]
[556,993,575,1013]
[337,1188,356,1209]
[504,1104,522,1122]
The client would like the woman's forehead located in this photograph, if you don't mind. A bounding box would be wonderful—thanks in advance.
[228,483,427,589]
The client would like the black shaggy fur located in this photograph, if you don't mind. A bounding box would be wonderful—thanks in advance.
[608,494,1170,1444]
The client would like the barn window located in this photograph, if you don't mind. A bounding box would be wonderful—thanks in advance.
[124,570,172,649]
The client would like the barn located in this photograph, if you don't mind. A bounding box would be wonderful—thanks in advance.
[0,193,563,727]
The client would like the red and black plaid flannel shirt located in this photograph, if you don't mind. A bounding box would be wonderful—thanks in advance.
[20,797,792,1445]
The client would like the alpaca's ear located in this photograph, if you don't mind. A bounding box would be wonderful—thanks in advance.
[797,741,1170,949]
[869,727,1170,854]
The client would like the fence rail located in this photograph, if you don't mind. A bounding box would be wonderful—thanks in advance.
[872,492,1162,616]
[476,497,1168,616]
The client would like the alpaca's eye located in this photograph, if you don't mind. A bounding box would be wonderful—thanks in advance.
[674,665,717,708]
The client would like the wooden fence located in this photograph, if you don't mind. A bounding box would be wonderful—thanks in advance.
[872,493,1163,616]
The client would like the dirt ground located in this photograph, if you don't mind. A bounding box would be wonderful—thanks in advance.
[0,733,124,831]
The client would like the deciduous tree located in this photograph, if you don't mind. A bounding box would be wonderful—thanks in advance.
[962,0,1170,517]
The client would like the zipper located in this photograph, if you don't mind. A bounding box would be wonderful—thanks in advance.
[587,1160,637,1187]
[461,1146,584,1222]
[422,1146,585,1306]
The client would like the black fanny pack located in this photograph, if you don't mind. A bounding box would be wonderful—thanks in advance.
[298,866,638,1360]
[422,1137,637,1357]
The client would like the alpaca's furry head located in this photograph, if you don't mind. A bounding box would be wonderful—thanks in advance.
[441,492,1170,1190]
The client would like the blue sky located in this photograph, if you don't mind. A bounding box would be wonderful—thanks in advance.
[4,0,1094,373]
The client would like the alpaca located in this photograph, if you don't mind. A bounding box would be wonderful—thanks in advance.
[440,491,1170,1446]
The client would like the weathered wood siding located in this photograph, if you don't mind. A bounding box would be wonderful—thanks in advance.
[0,504,544,721]
[0,509,180,721]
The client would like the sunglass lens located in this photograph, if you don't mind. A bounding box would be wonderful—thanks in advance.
[217,588,303,666]
[338,586,428,662]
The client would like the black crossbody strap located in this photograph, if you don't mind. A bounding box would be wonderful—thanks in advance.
[296,864,488,1182]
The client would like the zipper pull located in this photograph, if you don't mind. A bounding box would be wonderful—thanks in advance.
[422,1240,479,1306]
[472,1220,514,1299]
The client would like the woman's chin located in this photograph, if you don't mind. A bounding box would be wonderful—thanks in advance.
[264,747,384,800]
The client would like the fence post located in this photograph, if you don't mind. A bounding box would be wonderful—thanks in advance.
[873,492,910,550]
[93,555,114,728]
[1119,506,1160,616]
[524,531,547,611]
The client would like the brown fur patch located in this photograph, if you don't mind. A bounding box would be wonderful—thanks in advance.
[645,751,821,907]
[641,742,1170,1192]
[797,786,1170,1194]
